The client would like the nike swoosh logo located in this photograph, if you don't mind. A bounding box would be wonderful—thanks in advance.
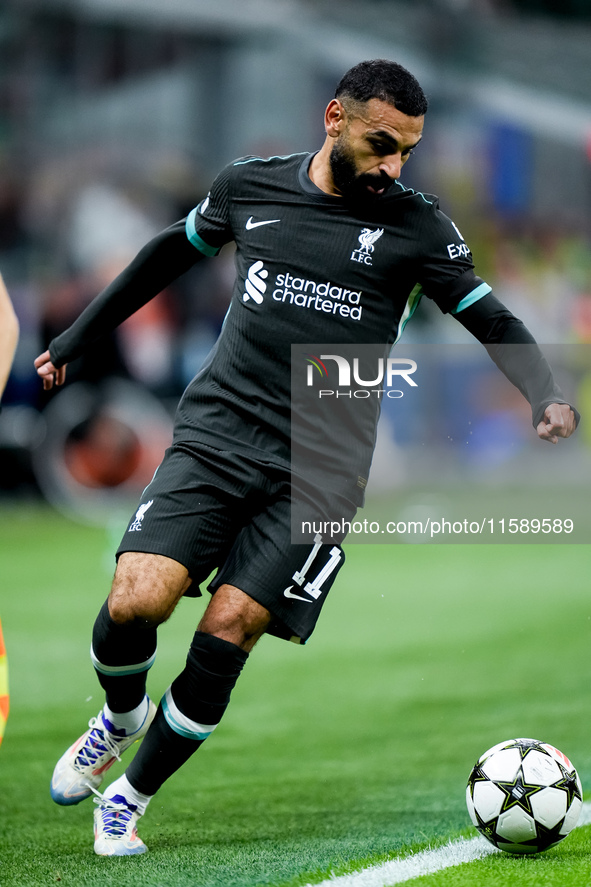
[246,216,280,230]
[283,586,312,603]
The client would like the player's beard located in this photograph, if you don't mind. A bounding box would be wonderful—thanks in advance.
[329,136,393,204]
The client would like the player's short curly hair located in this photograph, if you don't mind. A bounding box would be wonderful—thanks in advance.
[335,59,428,117]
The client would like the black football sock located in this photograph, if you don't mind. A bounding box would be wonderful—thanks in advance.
[125,630,248,796]
[91,599,157,713]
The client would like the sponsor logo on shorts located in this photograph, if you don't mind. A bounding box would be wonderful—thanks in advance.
[283,539,342,604]
[283,586,313,603]
[129,500,153,532]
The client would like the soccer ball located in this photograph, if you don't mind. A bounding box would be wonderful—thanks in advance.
[466,738,583,854]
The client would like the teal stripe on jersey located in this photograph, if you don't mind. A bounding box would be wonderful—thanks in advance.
[394,181,435,206]
[162,687,218,741]
[185,207,220,257]
[451,281,492,314]
[233,152,308,166]
[90,645,157,676]
[394,284,424,344]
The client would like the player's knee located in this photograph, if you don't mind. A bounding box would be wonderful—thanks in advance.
[107,593,165,628]
[198,584,271,650]
[108,552,190,627]
[107,581,167,627]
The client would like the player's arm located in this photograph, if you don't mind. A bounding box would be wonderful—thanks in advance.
[34,220,206,390]
[453,291,579,443]
[0,273,19,399]
[35,161,235,390]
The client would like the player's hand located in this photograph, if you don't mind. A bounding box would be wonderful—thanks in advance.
[536,403,577,444]
[34,350,67,390]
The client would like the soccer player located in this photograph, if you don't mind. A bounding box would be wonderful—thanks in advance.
[0,273,18,749]
[34,59,578,856]
[0,273,19,403]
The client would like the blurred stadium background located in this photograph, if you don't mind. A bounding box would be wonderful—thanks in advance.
[0,0,590,523]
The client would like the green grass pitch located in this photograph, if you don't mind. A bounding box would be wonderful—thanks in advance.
[0,503,590,886]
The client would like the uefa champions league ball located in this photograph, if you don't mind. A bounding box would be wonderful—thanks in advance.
[466,738,583,854]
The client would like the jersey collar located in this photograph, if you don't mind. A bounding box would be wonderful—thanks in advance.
[298,153,344,203]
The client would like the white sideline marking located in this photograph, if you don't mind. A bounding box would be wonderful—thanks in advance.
[305,801,591,887]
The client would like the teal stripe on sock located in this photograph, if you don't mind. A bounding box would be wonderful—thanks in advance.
[90,646,156,676]
[161,688,217,741]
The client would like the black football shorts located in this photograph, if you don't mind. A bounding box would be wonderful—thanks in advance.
[116,444,354,643]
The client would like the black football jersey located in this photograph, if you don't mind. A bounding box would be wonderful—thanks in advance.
[174,152,490,502]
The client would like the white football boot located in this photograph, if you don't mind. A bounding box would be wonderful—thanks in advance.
[50,698,156,805]
[93,792,147,856]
